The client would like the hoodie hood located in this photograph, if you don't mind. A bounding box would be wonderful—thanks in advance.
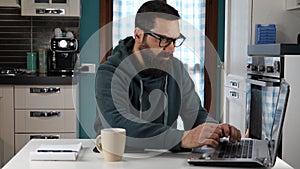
[104,36,137,75]
[104,36,154,81]
[103,36,174,81]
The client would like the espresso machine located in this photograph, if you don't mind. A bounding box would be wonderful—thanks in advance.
[49,37,78,74]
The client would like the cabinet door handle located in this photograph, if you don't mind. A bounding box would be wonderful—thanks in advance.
[229,80,239,88]
[30,135,60,139]
[246,78,280,87]
[30,111,61,117]
[229,90,239,99]
[30,87,60,93]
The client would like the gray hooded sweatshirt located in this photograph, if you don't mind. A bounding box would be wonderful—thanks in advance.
[94,36,215,151]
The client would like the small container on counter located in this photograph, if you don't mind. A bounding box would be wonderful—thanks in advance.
[38,48,47,74]
[26,52,37,74]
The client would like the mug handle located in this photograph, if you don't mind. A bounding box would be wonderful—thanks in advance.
[95,135,103,153]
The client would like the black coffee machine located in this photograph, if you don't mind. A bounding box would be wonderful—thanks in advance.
[49,37,78,74]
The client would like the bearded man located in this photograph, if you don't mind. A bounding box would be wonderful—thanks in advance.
[94,0,241,152]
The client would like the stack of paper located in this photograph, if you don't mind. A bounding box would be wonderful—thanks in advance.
[30,142,82,161]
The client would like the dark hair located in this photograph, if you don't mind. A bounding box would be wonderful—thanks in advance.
[135,0,181,31]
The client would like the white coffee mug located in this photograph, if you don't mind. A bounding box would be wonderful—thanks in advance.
[96,128,126,162]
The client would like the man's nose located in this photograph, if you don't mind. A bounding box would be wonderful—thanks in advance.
[163,41,175,53]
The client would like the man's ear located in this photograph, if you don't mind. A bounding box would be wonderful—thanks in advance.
[134,27,144,44]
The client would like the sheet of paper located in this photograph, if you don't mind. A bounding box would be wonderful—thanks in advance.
[30,142,82,161]
[37,142,82,152]
[30,152,78,161]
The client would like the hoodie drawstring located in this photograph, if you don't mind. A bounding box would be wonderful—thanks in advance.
[139,80,143,119]
[163,75,168,126]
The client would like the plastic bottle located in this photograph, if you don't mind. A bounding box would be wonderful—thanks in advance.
[26,52,37,73]
[38,49,47,74]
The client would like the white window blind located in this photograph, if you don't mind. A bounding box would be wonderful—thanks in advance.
[113,0,206,130]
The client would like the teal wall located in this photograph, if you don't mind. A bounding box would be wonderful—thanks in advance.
[216,0,225,122]
[79,0,99,138]
[218,0,225,63]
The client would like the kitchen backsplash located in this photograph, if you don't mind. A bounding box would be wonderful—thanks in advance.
[0,7,80,68]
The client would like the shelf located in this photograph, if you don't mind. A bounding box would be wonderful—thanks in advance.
[286,6,300,10]
[248,44,300,56]
[285,0,300,10]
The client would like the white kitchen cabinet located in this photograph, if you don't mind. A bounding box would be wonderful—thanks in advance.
[14,133,76,153]
[0,86,14,168]
[15,110,76,133]
[0,0,20,7]
[15,85,74,109]
[283,56,300,168]
[223,76,247,137]
[222,0,251,134]
[14,85,77,153]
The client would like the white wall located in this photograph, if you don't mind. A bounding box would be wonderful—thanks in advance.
[284,56,300,169]
[223,0,251,136]
[252,0,300,44]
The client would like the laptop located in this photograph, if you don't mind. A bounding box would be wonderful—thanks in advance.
[187,79,290,168]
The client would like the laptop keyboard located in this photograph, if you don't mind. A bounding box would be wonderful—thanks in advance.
[218,140,253,158]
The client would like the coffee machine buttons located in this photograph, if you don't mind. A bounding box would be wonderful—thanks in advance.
[58,40,68,48]
[69,42,74,47]
[50,38,78,51]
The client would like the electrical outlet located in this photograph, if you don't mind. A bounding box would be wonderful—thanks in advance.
[80,64,96,73]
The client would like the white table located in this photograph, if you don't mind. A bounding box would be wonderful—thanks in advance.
[2,139,293,169]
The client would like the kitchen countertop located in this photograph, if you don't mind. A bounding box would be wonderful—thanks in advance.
[2,139,293,169]
[0,73,76,85]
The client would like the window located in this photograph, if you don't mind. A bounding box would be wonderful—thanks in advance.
[112,0,206,100]
[100,0,219,115]
[112,0,148,45]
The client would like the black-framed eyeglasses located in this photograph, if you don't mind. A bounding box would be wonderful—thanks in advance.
[144,30,186,48]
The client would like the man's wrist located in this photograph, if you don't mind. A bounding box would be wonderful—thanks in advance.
[181,131,189,148]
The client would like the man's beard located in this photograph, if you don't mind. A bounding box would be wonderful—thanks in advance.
[138,39,172,77]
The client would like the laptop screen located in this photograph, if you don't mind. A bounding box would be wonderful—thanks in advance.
[269,79,290,165]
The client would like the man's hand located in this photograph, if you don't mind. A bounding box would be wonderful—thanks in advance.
[181,123,241,149]
[218,123,241,142]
